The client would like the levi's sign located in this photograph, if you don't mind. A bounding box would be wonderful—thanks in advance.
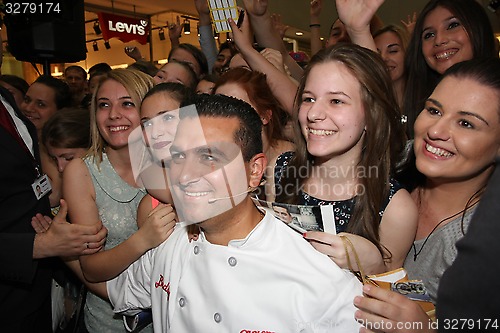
[98,12,149,44]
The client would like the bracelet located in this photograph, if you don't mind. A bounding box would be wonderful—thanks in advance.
[309,24,321,28]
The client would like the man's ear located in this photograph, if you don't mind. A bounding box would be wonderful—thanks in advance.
[248,153,267,188]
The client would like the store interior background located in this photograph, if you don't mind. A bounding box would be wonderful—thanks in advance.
[2,0,500,84]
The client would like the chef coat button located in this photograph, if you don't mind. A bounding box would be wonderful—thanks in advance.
[214,312,222,323]
[179,297,186,307]
[193,245,200,255]
[228,256,237,267]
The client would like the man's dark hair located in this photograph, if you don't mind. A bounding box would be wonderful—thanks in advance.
[179,93,263,161]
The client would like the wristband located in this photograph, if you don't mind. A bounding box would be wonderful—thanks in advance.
[309,24,321,28]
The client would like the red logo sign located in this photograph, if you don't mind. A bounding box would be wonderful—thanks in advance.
[98,12,149,44]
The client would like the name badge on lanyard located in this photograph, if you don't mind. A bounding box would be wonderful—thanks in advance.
[32,171,52,200]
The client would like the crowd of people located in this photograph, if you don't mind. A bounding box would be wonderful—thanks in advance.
[1,0,499,332]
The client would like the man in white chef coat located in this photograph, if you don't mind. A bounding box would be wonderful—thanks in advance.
[107,94,362,332]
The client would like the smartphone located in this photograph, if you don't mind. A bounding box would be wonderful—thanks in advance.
[236,10,244,28]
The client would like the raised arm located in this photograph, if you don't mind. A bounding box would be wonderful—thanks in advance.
[167,16,182,49]
[310,0,324,57]
[243,0,304,81]
[194,0,218,72]
[229,17,298,115]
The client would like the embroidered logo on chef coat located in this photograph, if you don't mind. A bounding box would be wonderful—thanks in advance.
[239,330,276,333]
[154,274,170,300]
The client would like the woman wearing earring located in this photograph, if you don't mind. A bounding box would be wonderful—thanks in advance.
[354,58,500,332]
[63,69,174,333]
[274,44,417,275]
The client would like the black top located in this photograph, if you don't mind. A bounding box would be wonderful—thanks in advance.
[0,86,53,332]
[274,151,403,233]
[437,160,500,331]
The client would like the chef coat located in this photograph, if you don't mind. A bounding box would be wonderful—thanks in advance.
[108,212,362,332]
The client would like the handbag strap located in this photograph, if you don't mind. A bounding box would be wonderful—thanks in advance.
[340,235,368,284]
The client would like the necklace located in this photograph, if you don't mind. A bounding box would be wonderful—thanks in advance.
[412,187,482,261]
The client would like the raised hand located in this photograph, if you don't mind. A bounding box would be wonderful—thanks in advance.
[194,0,210,16]
[167,16,183,40]
[124,46,143,61]
[401,11,417,35]
[242,0,268,17]
[335,0,384,33]
[194,0,212,26]
[228,12,253,54]
[270,13,289,39]
[310,0,323,20]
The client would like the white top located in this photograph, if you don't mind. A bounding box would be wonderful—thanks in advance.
[108,212,362,333]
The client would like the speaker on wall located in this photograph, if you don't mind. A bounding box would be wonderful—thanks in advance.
[3,0,86,63]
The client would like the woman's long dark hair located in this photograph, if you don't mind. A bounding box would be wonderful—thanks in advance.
[402,0,497,138]
[277,44,406,259]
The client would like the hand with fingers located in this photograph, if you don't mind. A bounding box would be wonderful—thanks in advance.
[33,199,108,258]
[270,13,289,39]
[401,11,417,35]
[354,284,435,333]
[335,0,385,33]
[310,0,323,21]
[304,231,386,274]
[260,48,286,73]
[228,11,254,54]
[167,16,183,40]
[124,46,143,61]
[137,203,177,250]
[194,0,210,15]
[31,213,52,234]
[303,231,350,268]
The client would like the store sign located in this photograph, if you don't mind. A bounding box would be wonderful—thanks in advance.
[98,12,149,44]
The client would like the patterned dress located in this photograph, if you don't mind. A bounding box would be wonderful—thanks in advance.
[83,153,150,333]
[274,151,402,233]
